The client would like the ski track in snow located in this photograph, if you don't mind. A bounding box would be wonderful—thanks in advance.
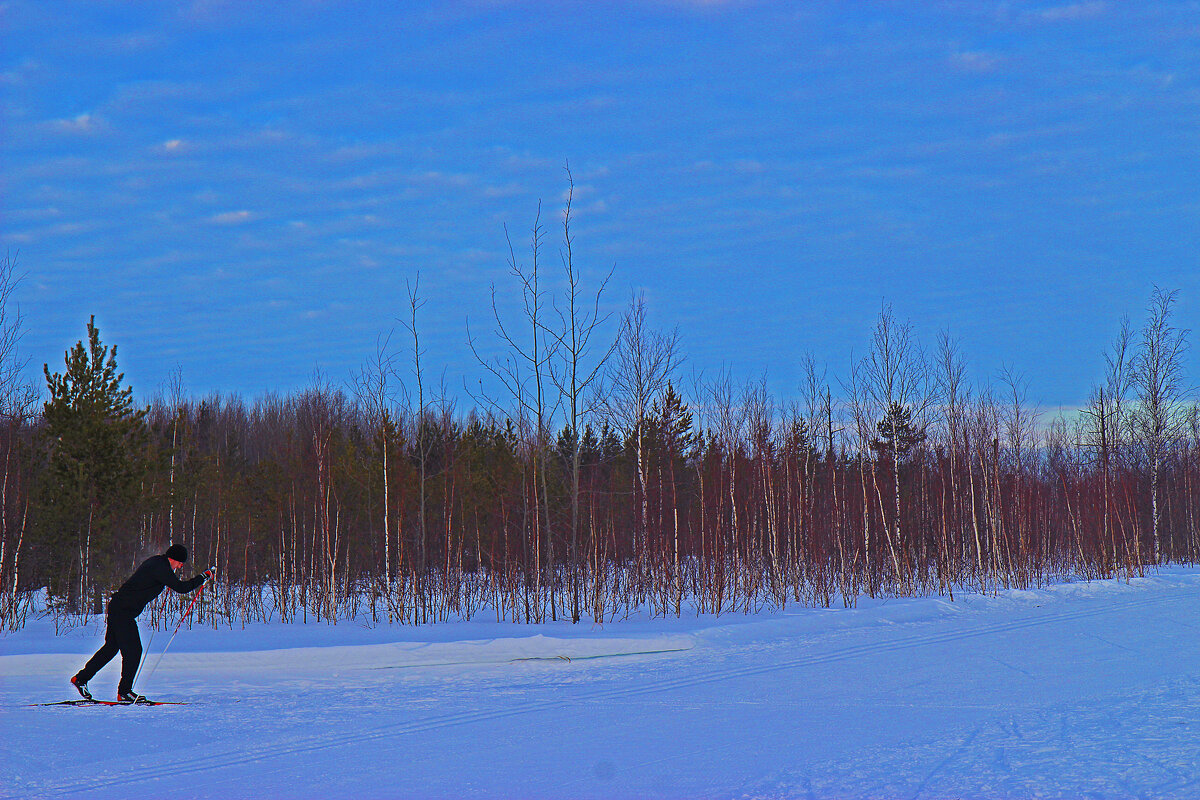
[741,677,1200,800]
[4,572,1200,799]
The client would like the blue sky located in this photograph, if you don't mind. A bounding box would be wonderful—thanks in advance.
[3,1,1197,410]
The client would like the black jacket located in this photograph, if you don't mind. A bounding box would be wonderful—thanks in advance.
[109,555,205,616]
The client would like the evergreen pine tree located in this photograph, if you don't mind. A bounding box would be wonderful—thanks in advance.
[655,383,696,456]
[869,401,925,467]
[37,316,146,612]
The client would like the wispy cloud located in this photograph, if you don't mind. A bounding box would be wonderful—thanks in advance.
[327,141,406,163]
[409,170,474,188]
[209,210,254,225]
[5,206,62,222]
[44,113,103,134]
[98,32,166,53]
[1031,2,1110,22]
[950,51,1002,73]
[645,0,753,10]
[107,79,202,109]
[481,182,524,199]
[0,58,40,87]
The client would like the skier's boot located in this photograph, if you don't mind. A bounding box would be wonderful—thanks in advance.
[117,690,147,704]
[70,674,93,701]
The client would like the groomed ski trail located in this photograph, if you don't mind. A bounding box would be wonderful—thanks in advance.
[42,586,1196,797]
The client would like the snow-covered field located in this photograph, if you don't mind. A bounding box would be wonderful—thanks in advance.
[4,569,1199,799]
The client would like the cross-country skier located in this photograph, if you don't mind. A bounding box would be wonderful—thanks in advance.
[70,544,214,703]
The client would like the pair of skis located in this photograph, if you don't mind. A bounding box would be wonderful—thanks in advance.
[31,698,187,707]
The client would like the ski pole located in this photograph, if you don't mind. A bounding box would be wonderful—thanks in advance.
[132,591,172,687]
[140,572,212,685]
[133,630,156,688]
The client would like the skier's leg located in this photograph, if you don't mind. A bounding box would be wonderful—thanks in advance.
[75,612,123,683]
[114,615,143,696]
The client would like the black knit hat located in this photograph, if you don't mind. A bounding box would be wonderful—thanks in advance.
[164,544,188,563]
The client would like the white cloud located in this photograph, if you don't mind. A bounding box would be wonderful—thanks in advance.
[1032,2,1109,22]
[409,170,473,188]
[564,183,598,201]
[46,113,100,134]
[107,32,165,53]
[950,51,1002,73]
[482,182,524,199]
[851,166,925,180]
[500,151,558,171]
[0,58,40,87]
[6,206,61,222]
[328,142,404,162]
[647,0,752,9]
[109,80,200,110]
[580,165,611,180]
[210,210,254,225]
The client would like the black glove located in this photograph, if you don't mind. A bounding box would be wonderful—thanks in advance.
[201,566,217,582]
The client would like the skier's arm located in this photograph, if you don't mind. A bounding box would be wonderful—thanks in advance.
[154,559,206,594]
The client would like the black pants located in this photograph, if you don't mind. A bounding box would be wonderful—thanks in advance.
[77,604,141,694]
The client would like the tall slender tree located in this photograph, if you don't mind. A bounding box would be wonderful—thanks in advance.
[604,292,681,583]
[1132,287,1190,562]
[0,253,37,629]
[548,167,617,622]
[39,317,147,612]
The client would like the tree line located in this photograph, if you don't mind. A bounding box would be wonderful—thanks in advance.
[0,234,1195,631]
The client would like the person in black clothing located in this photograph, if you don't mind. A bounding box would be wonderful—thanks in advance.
[71,544,214,703]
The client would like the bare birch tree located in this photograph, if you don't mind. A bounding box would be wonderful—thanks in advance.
[401,276,433,622]
[604,292,681,579]
[1132,287,1190,562]
[1082,317,1136,573]
[859,304,932,590]
[0,254,34,420]
[548,167,618,623]
[352,331,399,620]
[935,331,972,582]
[0,253,35,629]
[467,205,558,621]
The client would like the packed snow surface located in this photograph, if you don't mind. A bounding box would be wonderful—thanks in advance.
[4,569,1199,799]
